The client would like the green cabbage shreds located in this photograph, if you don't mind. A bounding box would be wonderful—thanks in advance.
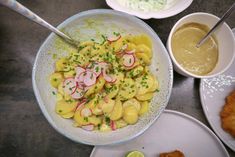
[117,0,167,12]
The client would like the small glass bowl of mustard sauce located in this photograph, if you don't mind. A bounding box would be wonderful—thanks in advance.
[167,12,235,78]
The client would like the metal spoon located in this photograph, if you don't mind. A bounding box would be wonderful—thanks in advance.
[0,0,80,48]
[196,2,235,48]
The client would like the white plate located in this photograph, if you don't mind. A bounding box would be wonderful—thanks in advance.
[106,0,193,19]
[200,52,235,150]
[32,9,173,145]
[90,110,229,157]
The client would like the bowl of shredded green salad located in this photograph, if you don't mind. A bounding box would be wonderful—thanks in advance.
[106,0,193,19]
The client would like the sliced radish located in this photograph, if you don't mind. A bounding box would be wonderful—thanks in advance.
[74,99,87,111]
[77,82,85,89]
[82,124,94,131]
[110,120,116,131]
[99,61,108,70]
[71,88,84,99]
[75,66,86,76]
[121,44,128,51]
[107,35,121,42]
[63,78,77,95]
[122,54,135,67]
[103,71,117,83]
[80,108,92,117]
[125,49,136,54]
[75,71,84,83]
[83,70,97,86]
[87,62,102,76]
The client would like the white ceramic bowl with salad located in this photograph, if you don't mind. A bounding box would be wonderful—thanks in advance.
[106,0,193,19]
[32,9,173,145]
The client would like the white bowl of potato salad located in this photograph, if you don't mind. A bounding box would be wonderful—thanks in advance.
[32,9,173,145]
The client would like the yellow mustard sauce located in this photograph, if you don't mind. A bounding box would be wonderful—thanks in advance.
[171,22,218,75]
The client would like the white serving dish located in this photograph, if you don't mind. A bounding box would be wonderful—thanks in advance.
[32,9,173,145]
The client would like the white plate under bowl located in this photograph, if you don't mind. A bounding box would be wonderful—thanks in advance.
[106,0,193,19]
[200,55,235,150]
[90,110,229,157]
[32,9,173,145]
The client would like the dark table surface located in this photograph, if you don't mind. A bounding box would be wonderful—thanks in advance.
[0,0,235,157]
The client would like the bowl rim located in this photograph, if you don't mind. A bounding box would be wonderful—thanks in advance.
[105,0,193,19]
[167,12,235,79]
[32,9,173,145]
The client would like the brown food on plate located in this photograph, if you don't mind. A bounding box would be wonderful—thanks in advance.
[220,90,235,138]
[159,150,185,157]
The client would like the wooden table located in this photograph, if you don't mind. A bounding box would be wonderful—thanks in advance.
[0,0,234,156]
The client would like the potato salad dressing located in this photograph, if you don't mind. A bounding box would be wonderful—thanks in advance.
[171,22,218,75]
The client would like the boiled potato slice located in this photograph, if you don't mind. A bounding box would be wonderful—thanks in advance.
[117,78,137,101]
[86,95,99,109]
[49,72,63,88]
[61,112,74,119]
[70,52,89,67]
[100,123,111,132]
[123,98,141,112]
[136,92,154,101]
[90,44,105,57]
[131,34,152,49]
[126,43,137,51]
[136,52,151,65]
[109,99,123,121]
[56,93,63,101]
[148,75,159,92]
[78,45,92,57]
[135,74,153,96]
[126,66,144,78]
[79,41,94,48]
[63,70,76,78]
[85,76,105,97]
[55,100,77,115]
[98,98,115,114]
[74,109,90,126]
[110,38,125,52]
[139,101,150,116]
[105,85,119,99]
[123,105,138,124]
[57,82,65,95]
[115,119,128,129]
[136,44,152,58]
[55,58,68,71]
[91,106,103,116]
[88,116,102,126]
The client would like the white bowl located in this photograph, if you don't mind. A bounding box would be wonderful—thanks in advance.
[167,12,235,79]
[106,0,193,19]
[32,9,173,145]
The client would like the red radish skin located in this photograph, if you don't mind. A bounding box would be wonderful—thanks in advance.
[121,44,128,51]
[81,124,94,131]
[75,67,86,76]
[122,54,135,68]
[75,71,86,83]
[125,49,136,54]
[110,120,116,131]
[63,78,77,95]
[107,35,121,43]
[74,99,87,111]
[71,88,84,99]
